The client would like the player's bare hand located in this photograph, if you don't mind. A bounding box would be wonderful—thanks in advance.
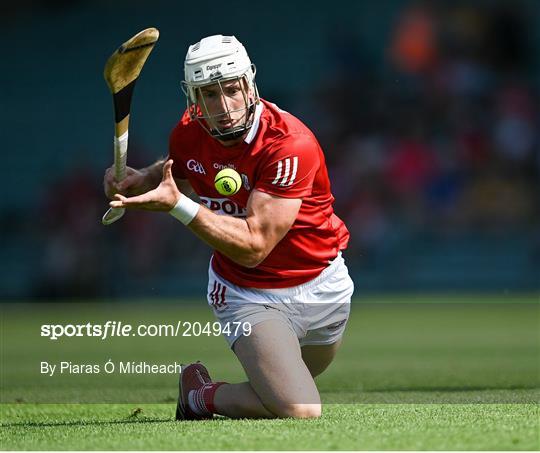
[103,165,150,199]
[109,160,181,211]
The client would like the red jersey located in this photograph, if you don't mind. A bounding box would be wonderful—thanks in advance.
[168,99,349,288]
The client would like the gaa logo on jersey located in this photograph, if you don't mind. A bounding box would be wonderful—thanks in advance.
[187,159,206,175]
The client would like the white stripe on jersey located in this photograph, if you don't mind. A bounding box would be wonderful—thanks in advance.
[288,156,298,186]
[272,160,282,185]
[280,158,291,186]
[271,157,299,187]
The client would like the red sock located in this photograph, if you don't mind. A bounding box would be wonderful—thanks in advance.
[189,382,227,415]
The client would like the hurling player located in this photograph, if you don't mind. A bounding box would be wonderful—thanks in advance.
[105,35,354,419]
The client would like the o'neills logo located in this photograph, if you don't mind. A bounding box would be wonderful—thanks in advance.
[200,197,246,217]
[213,163,236,170]
[187,159,206,175]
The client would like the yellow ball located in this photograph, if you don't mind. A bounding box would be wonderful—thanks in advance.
[214,168,242,196]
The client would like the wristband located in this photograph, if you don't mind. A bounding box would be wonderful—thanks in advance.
[169,196,200,225]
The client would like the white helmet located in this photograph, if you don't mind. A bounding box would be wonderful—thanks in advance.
[182,35,260,141]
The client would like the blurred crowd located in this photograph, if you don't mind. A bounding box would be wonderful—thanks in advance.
[33,2,539,298]
[310,1,539,262]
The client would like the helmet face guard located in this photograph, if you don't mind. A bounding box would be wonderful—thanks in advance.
[182,68,260,142]
[182,35,260,142]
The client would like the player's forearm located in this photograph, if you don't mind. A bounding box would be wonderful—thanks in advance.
[187,206,267,268]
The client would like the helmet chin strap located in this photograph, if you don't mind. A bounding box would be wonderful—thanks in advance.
[212,126,247,142]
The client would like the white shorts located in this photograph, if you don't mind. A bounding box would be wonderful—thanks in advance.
[206,253,354,348]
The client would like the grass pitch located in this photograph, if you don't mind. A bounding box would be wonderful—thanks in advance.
[1,403,537,450]
[1,295,539,450]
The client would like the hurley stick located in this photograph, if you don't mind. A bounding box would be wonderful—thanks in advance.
[102,27,159,225]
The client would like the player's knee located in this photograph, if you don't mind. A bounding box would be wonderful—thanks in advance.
[273,403,321,419]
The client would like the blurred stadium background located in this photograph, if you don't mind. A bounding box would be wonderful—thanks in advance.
[1,0,539,300]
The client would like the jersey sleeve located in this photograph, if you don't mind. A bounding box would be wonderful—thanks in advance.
[255,133,320,199]
[168,127,187,180]
[168,110,194,180]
